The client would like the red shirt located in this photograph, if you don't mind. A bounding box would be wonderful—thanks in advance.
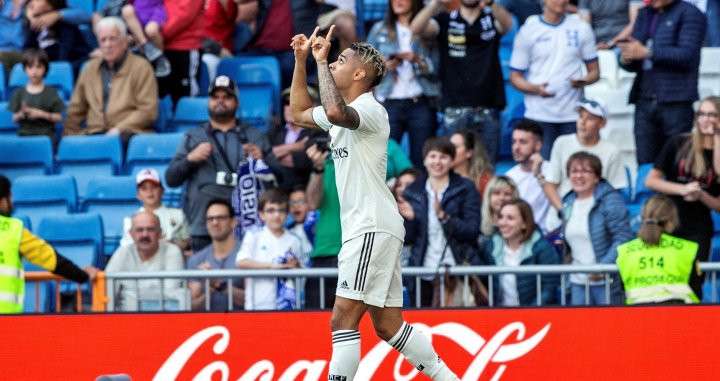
[204,0,238,51]
[249,0,294,51]
[162,0,204,50]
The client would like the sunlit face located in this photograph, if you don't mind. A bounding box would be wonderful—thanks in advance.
[569,160,600,197]
[696,100,719,136]
[490,185,515,215]
[24,61,46,85]
[260,202,288,234]
[130,213,161,253]
[450,133,472,169]
[289,191,308,224]
[576,109,605,142]
[424,150,453,179]
[329,49,363,90]
[136,181,163,208]
[497,204,527,242]
[205,204,236,242]
[97,25,127,65]
[511,129,540,164]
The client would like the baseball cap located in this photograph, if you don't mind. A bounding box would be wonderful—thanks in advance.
[575,98,608,120]
[136,168,162,187]
[209,75,237,98]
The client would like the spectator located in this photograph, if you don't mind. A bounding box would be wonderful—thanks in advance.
[266,87,326,191]
[397,137,481,307]
[449,129,493,199]
[366,0,440,168]
[63,16,157,141]
[618,0,706,165]
[166,75,270,252]
[533,98,627,219]
[119,169,189,252]
[411,0,513,163]
[202,0,239,80]
[506,119,551,233]
[0,175,97,313]
[7,49,64,147]
[480,175,518,237]
[0,0,27,77]
[24,0,91,72]
[509,0,599,158]
[616,195,701,304]
[157,0,203,103]
[92,0,171,77]
[236,189,303,310]
[482,198,559,306]
[287,185,316,259]
[561,152,632,305]
[105,211,186,311]
[645,96,720,298]
[577,0,644,49]
[392,168,422,266]
[317,0,357,54]
[187,199,244,311]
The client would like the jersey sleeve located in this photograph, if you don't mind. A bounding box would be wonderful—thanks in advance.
[509,25,530,72]
[353,96,387,136]
[312,106,334,132]
[579,22,598,62]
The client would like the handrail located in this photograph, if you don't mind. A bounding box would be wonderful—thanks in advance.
[24,272,84,312]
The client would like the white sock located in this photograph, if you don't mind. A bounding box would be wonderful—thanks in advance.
[387,322,459,381]
[328,330,361,381]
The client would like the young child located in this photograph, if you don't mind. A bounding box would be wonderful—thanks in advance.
[236,189,303,311]
[119,168,190,252]
[7,49,64,147]
[287,185,317,255]
[93,0,170,76]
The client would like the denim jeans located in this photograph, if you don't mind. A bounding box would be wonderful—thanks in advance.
[533,120,577,160]
[570,283,622,306]
[443,107,501,164]
[384,96,438,168]
[634,100,694,165]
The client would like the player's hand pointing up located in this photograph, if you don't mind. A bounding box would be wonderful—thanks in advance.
[291,26,319,62]
[312,25,336,63]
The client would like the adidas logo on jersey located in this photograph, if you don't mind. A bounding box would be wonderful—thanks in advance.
[340,281,349,290]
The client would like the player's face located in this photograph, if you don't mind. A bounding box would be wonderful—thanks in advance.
[497,204,526,242]
[136,181,163,208]
[289,191,308,223]
[576,109,605,142]
[329,49,359,90]
[450,133,472,168]
[206,204,235,241]
[511,130,540,164]
[490,185,515,215]
[260,202,288,234]
[423,150,453,179]
[696,100,719,136]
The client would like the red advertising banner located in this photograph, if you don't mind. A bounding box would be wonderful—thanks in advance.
[1,306,719,380]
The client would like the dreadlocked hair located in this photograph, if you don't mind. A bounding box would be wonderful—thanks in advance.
[350,42,387,87]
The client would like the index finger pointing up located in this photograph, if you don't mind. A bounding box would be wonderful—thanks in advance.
[326,24,336,42]
[309,26,320,40]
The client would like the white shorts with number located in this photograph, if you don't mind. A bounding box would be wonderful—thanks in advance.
[336,232,404,307]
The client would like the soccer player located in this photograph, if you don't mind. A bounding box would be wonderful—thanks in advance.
[289,25,460,381]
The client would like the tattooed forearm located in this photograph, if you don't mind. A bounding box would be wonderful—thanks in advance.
[318,62,360,129]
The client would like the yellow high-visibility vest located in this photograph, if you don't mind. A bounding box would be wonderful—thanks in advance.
[0,215,24,313]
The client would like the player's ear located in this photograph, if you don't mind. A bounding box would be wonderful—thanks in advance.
[353,67,367,82]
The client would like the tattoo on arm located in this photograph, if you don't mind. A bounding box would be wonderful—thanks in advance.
[318,62,360,129]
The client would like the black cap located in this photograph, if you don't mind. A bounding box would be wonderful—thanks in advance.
[209,75,237,98]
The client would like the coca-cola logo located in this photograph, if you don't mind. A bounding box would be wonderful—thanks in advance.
[154,322,551,380]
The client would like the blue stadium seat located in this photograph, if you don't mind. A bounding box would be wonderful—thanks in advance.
[12,175,77,230]
[0,136,53,182]
[9,62,75,100]
[0,102,18,136]
[81,176,141,255]
[124,132,184,174]
[633,163,655,204]
[0,64,6,101]
[37,213,104,268]
[23,279,51,313]
[95,0,108,11]
[152,95,174,133]
[238,85,273,130]
[169,96,208,132]
[56,135,123,199]
[217,56,281,115]
[619,166,633,204]
[494,160,515,175]
[67,0,93,14]
[712,212,720,235]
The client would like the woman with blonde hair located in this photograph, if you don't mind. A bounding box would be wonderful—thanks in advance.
[480,175,519,237]
[646,96,720,297]
[616,195,701,304]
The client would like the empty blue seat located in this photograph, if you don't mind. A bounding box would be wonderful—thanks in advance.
[9,62,75,100]
[23,280,51,313]
[82,176,141,255]
[170,97,208,132]
[67,0,94,15]
[0,64,5,101]
[12,175,77,229]
[238,85,273,130]
[217,56,281,115]
[124,132,184,174]
[37,213,104,268]
[0,102,18,136]
[56,135,123,199]
[633,163,655,204]
[152,95,174,133]
[0,136,53,182]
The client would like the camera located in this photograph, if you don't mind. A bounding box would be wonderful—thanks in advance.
[315,136,331,153]
[216,171,238,187]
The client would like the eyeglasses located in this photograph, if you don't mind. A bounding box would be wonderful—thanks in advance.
[206,215,231,223]
[132,227,159,233]
[697,111,719,119]
[262,208,288,215]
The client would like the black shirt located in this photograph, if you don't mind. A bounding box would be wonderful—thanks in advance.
[435,8,506,109]
[655,134,720,235]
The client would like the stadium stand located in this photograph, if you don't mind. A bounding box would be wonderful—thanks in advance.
[0,136,53,182]
[37,213,104,268]
[12,175,77,230]
[699,47,720,98]
[55,135,124,199]
[9,61,75,100]
[216,56,282,115]
[169,96,208,132]
[0,103,17,136]
[0,64,5,101]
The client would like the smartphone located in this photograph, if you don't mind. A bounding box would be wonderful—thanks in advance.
[314,136,331,153]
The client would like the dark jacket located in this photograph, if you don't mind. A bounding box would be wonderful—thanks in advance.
[265,124,326,191]
[483,230,560,306]
[403,172,482,268]
[24,20,91,74]
[621,0,706,104]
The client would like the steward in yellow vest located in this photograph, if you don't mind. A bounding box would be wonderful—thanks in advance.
[0,175,95,313]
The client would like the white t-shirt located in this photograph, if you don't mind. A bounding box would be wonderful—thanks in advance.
[510,14,597,123]
[565,197,603,285]
[500,244,522,306]
[422,180,456,280]
[506,163,552,234]
[236,226,303,310]
[387,22,424,101]
[120,205,189,247]
[545,133,628,198]
[312,92,406,243]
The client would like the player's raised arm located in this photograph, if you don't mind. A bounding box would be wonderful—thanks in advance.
[290,26,323,130]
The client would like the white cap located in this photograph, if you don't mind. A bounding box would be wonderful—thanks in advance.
[136,168,162,187]
[575,98,608,120]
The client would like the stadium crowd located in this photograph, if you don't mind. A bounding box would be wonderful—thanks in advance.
[2,0,720,312]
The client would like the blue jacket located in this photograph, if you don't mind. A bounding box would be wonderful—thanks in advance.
[621,0,707,104]
[483,230,560,306]
[366,21,440,100]
[403,172,482,267]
